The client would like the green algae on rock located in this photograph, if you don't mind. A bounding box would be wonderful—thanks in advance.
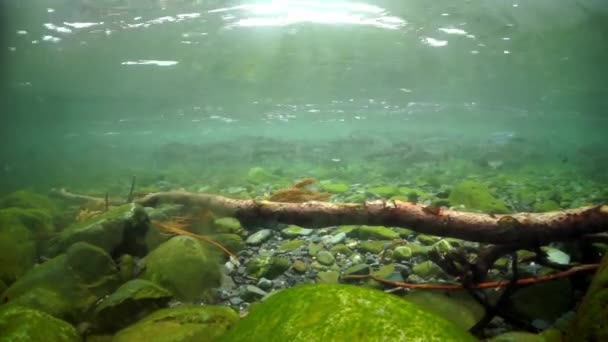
[405,291,485,330]
[212,217,243,235]
[141,236,221,302]
[48,204,149,257]
[0,190,59,215]
[245,255,290,279]
[114,305,238,342]
[94,279,173,332]
[355,225,399,240]
[0,207,55,284]
[448,181,510,214]
[220,284,476,342]
[0,305,81,342]
[566,253,608,341]
[1,242,121,323]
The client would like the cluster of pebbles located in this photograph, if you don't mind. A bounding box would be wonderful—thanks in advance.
[214,223,477,313]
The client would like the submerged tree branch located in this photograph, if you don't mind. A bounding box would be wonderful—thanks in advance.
[51,189,608,245]
[134,191,608,245]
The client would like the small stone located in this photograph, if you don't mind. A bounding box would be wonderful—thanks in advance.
[257,278,273,291]
[224,261,236,274]
[316,271,340,284]
[356,226,400,240]
[418,235,440,245]
[393,246,413,261]
[316,251,335,266]
[432,239,454,254]
[329,232,346,244]
[357,241,386,254]
[241,285,268,302]
[213,217,243,234]
[246,229,273,245]
[343,264,370,276]
[330,244,353,256]
[308,242,322,256]
[412,261,445,279]
[292,260,308,273]
[229,297,244,306]
[281,225,313,238]
[350,254,363,264]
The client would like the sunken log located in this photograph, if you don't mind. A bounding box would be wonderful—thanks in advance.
[136,191,608,245]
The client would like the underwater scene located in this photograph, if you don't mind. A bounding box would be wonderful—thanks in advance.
[1,0,608,341]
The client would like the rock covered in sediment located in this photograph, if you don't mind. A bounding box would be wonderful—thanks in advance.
[0,305,80,342]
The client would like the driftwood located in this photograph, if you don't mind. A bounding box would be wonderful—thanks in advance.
[133,191,608,245]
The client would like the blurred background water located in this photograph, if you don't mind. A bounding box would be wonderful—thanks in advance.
[1,0,607,201]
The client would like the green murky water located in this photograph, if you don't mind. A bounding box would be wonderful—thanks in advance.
[1,1,608,341]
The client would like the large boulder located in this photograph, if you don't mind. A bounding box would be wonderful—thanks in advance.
[220,284,477,341]
[566,253,608,341]
[113,305,238,342]
[1,242,121,323]
[0,207,54,284]
[0,305,80,342]
[141,236,221,302]
[47,204,149,257]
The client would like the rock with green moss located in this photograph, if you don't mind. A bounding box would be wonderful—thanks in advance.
[405,291,485,330]
[119,254,136,282]
[207,234,246,255]
[1,242,120,323]
[330,244,353,256]
[316,251,335,266]
[0,207,54,283]
[246,167,278,184]
[315,271,340,284]
[394,228,415,238]
[394,246,413,261]
[533,200,560,213]
[94,279,172,332]
[357,241,387,254]
[398,187,430,202]
[114,305,238,342]
[0,190,58,215]
[320,182,349,194]
[418,234,440,245]
[212,217,243,235]
[412,261,446,279]
[507,279,572,323]
[246,255,290,279]
[356,226,399,240]
[448,181,510,214]
[308,242,322,256]
[279,239,305,251]
[0,305,80,342]
[566,254,608,341]
[48,204,149,257]
[281,225,313,238]
[142,236,221,302]
[367,186,399,198]
[489,331,546,342]
[219,284,476,342]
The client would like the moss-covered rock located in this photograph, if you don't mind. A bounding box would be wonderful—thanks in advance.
[141,236,221,302]
[281,225,313,238]
[316,271,340,284]
[246,167,278,184]
[357,241,387,254]
[320,182,349,194]
[207,234,246,255]
[0,190,58,215]
[489,331,546,342]
[533,200,560,213]
[448,181,510,214]
[94,279,172,332]
[212,217,243,235]
[405,291,485,330]
[330,244,353,256]
[219,284,476,341]
[1,242,121,323]
[114,305,238,342]
[355,226,399,240]
[0,305,80,342]
[566,253,608,341]
[412,261,447,279]
[367,186,399,198]
[48,204,149,257]
[507,279,572,323]
[279,239,305,251]
[246,255,290,279]
[0,207,54,283]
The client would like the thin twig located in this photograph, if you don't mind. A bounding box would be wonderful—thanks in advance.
[341,264,599,290]
[127,175,137,203]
